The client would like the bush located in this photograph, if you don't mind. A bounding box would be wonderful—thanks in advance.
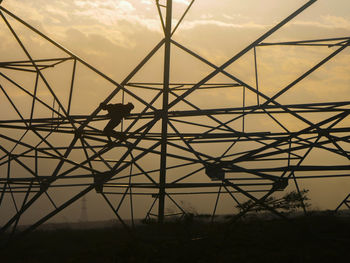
[236,189,310,214]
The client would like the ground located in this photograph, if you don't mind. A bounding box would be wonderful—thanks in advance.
[1,212,350,263]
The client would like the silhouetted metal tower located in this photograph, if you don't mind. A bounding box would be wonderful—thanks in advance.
[79,196,88,222]
[157,0,173,224]
[0,0,349,242]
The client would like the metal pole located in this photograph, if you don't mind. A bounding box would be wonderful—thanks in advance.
[158,0,172,223]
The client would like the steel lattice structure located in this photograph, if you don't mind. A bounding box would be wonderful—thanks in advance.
[0,0,350,239]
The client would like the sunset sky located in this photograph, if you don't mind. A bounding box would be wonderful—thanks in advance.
[1,0,349,80]
[0,0,349,223]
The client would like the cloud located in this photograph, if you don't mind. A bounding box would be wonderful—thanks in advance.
[174,0,191,5]
[74,0,135,12]
[1,0,164,50]
[180,19,267,30]
[4,0,348,55]
[73,0,138,26]
[141,0,152,5]
[292,15,350,29]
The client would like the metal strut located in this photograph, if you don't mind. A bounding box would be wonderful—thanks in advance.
[158,0,172,224]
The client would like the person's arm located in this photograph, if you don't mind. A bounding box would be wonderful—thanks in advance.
[105,104,113,110]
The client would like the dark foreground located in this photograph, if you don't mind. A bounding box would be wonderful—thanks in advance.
[1,214,350,263]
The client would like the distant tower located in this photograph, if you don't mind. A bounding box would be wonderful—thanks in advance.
[79,196,88,222]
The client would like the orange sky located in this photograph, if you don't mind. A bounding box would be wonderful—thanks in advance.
[0,0,349,224]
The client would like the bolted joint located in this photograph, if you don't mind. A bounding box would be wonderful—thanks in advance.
[318,129,329,137]
[205,163,225,181]
[93,172,109,193]
[272,177,289,191]
[151,193,159,198]
[74,129,83,138]
[39,177,51,192]
[154,110,163,118]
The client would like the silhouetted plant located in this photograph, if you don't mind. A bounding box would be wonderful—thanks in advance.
[179,200,198,216]
[141,217,157,224]
[237,189,310,214]
[181,212,195,224]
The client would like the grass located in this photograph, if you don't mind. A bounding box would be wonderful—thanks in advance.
[1,213,350,263]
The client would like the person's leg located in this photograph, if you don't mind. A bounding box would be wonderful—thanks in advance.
[103,118,121,135]
[103,118,123,142]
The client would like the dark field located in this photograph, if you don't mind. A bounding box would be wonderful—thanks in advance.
[1,213,350,263]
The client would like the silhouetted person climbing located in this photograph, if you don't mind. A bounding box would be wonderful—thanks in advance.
[100,102,134,140]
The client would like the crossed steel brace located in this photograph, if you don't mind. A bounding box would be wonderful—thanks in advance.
[0,0,349,243]
[335,193,350,212]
